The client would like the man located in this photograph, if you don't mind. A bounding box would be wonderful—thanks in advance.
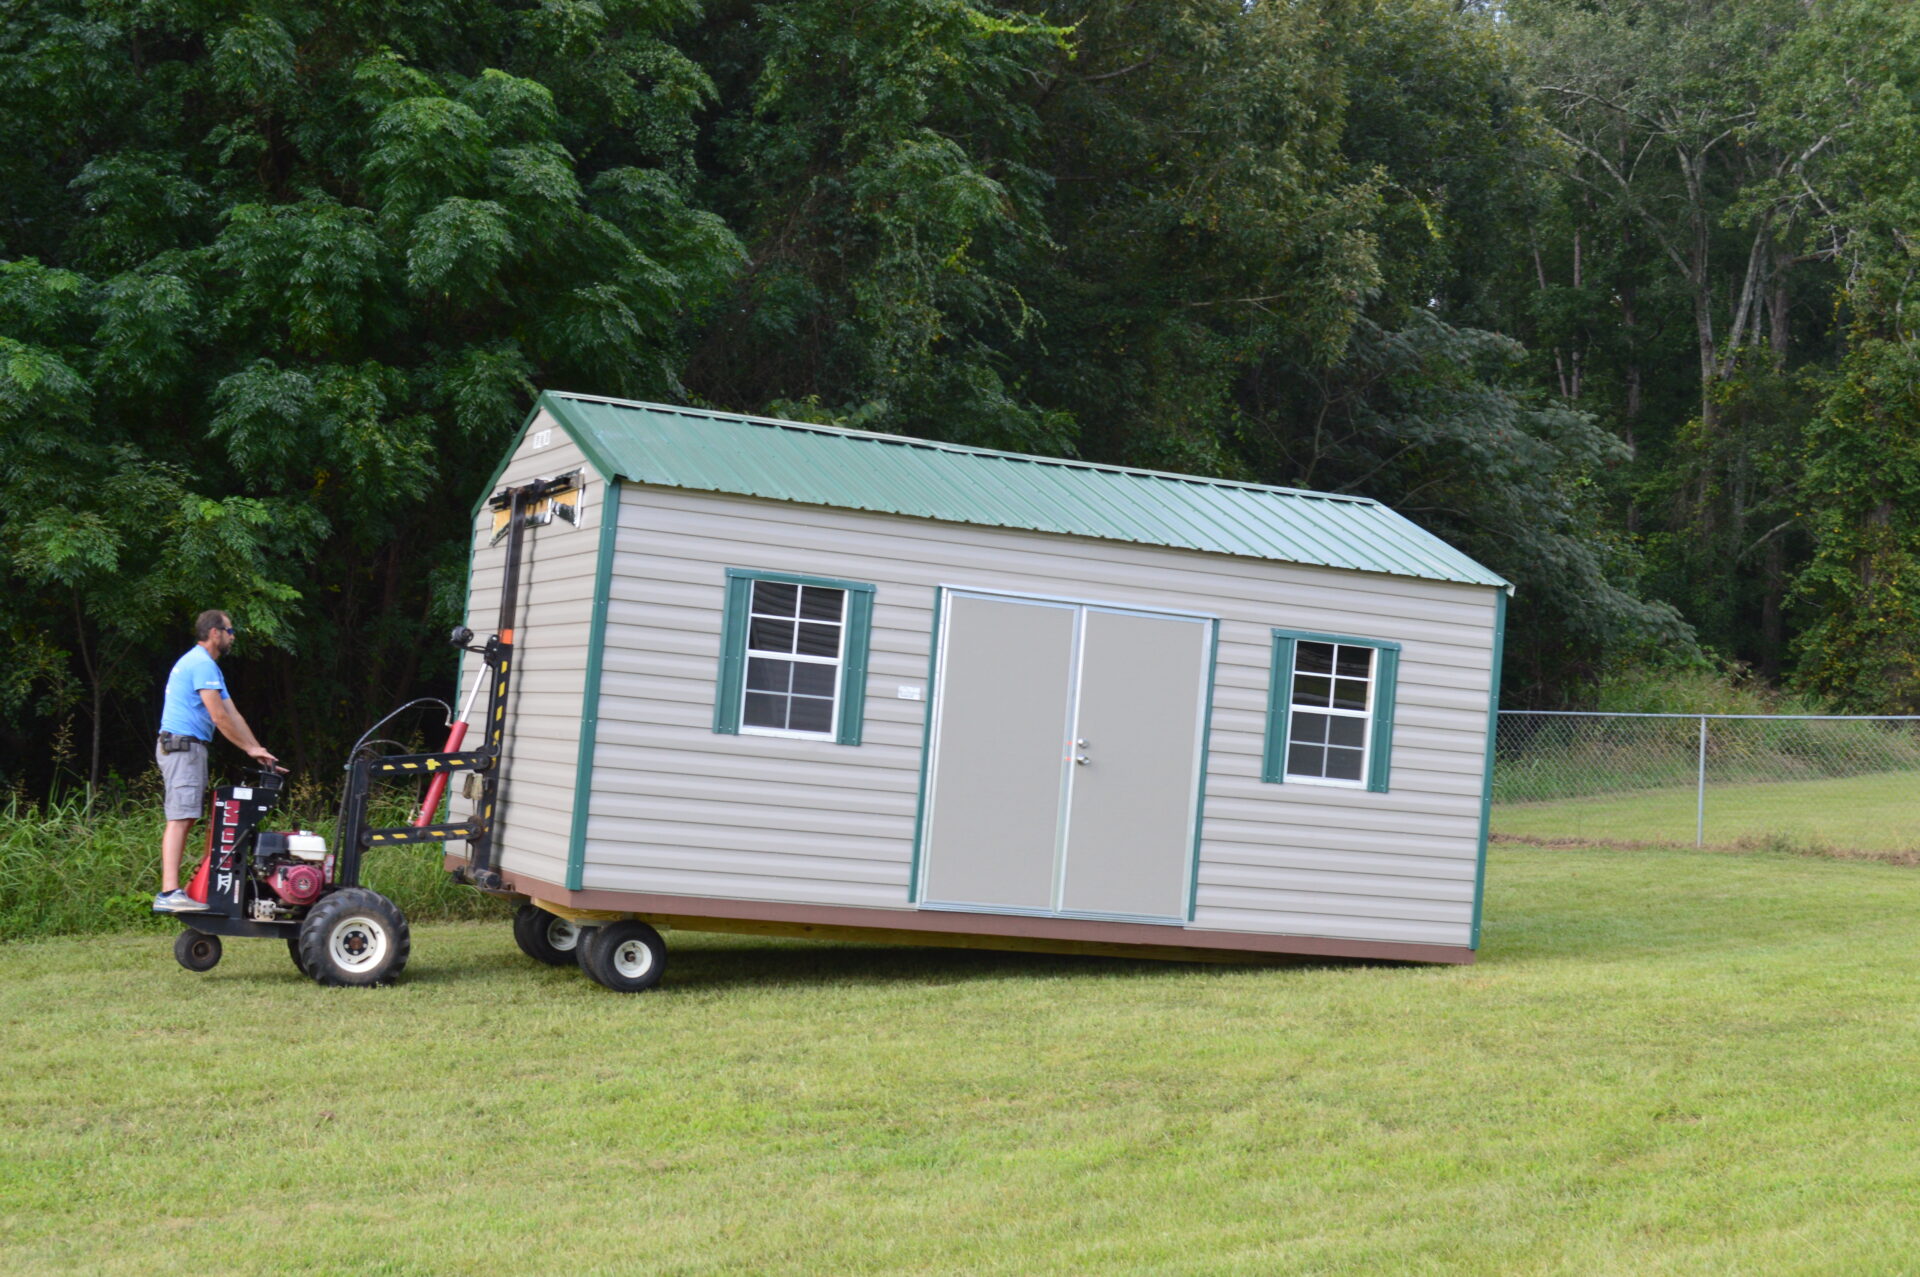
[151,609,281,913]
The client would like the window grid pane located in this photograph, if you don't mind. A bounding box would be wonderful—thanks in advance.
[741,580,847,737]
[1285,642,1374,782]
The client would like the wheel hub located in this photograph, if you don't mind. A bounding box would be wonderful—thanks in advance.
[612,940,653,979]
[328,916,389,971]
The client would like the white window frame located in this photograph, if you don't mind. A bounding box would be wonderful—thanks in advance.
[1281,639,1376,789]
[738,579,848,741]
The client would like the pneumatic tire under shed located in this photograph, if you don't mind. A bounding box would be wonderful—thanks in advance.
[512,901,583,966]
[577,919,667,993]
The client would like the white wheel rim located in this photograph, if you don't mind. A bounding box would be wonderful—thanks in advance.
[546,918,580,951]
[611,938,654,980]
[328,915,390,972]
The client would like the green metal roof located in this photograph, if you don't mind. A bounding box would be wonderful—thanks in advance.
[534,391,1509,590]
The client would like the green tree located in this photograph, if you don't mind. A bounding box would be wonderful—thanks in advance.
[0,0,743,785]
[1779,1,1920,709]
[683,0,1071,450]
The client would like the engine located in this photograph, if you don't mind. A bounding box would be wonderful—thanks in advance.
[253,831,332,908]
[265,860,326,905]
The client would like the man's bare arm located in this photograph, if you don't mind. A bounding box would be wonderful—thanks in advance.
[198,688,278,767]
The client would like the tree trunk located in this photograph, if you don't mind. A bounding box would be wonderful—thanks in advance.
[1693,275,1719,435]
[1768,263,1791,363]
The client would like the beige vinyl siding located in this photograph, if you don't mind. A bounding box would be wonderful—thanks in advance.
[584,485,1498,948]
[449,412,601,886]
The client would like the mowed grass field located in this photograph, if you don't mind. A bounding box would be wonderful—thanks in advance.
[1493,769,1920,852]
[7,845,1920,1274]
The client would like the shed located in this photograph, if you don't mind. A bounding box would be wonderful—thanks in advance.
[446,391,1509,966]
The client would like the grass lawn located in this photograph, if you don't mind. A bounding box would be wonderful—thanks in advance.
[6,845,1920,1274]
[1493,768,1920,852]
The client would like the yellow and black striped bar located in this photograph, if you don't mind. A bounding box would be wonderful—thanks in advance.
[365,822,485,846]
[368,752,493,775]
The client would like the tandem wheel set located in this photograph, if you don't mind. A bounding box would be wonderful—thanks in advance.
[167,470,665,993]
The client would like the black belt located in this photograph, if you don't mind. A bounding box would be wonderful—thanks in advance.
[157,732,208,751]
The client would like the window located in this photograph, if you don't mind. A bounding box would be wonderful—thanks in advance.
[1262,630,1400,792]
[714,570,875,745]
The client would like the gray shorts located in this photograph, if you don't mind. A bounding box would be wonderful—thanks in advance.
[156,739,210,820]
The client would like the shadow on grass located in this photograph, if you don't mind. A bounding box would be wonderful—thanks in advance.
[395,923,1369,992]
[655,939,1367,994]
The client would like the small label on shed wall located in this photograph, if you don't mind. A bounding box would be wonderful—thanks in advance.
[530,429,552,449]
[897,686,924,700]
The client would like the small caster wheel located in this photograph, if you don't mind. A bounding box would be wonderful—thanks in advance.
[174,929,222,972]
[513,902,584,966]
[578,919,666,993]
[297,888,411,987]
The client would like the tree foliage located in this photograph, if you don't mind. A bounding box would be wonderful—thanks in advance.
[0,0,743,788]
[7,0,1915,796]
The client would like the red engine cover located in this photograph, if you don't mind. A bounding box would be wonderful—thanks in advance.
[269,862,326,906]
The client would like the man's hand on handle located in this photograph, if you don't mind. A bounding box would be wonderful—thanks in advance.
[247,745,287,773]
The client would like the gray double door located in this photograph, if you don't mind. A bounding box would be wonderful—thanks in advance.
[918,591,1214,923]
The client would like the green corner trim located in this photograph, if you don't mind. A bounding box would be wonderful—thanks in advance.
[566,479,622,891]
[1262,629,1403,790]
[907,586,946,904]
[1470,589,1508,950]
[1186,619,1221,921]
[714,568,877,745]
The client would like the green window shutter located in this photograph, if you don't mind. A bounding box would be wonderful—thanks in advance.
[1367,645,1399,793]
[838,586,874,746]
[712,572,754,735]
[1261,635,1297,784]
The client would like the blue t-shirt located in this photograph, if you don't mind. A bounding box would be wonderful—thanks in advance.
[160,646,228,741]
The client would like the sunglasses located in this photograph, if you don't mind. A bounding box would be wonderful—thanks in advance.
[215,625,239,635]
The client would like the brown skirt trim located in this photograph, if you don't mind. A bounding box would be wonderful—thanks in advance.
[445,856,1476,966]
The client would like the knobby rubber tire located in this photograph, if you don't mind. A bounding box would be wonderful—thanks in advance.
[297,887,411,987]
[287,933,312,978]
[512,901,584,966]
[578,919,667,994]
[174,929,222,972]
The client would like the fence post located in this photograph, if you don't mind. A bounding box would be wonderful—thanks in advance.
[1696,715,1707,848]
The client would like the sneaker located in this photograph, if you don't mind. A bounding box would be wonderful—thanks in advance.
[152,889,208,914]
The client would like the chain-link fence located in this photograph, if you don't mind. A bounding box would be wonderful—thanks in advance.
[1492,712,1920,852]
